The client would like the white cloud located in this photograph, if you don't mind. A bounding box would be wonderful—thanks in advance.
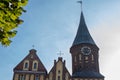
[90,10,120,80]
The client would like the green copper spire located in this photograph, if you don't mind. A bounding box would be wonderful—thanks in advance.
[72,11,96,46]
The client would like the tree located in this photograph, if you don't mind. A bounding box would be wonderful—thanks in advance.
[0,0,28,46]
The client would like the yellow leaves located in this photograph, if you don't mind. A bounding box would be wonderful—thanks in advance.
[7,30,17,38]
[11,14,17,20]
[0,0,28,46]
[1,38,11,46]
[21,0,28,6]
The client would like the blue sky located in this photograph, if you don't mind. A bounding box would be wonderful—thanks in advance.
[0,0,120,80]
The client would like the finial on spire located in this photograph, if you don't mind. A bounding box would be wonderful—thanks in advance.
[57,51,64,57]
[77,0,83,11]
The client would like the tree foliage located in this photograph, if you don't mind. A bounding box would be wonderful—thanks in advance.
[0,0,28,46]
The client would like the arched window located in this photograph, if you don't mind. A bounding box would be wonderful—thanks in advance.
[32,60,38,70]
[34,63,37,69]
[25,62,28,68]
[23,60,29,70]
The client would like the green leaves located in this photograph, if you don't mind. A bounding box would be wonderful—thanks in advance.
[0,0,28,46]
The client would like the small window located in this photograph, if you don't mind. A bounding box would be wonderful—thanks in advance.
[34,63,37,69]
[32,60,38,70]
[35,75,39,80]
[23,60,29,70]
[25,62,28,68]
[58,76,60,80]
[18,74,25,80]
[58,70,60,74]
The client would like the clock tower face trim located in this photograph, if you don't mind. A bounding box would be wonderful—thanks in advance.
[81,46,91,55]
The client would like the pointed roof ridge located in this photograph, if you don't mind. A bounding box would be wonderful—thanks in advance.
[72,11,96,46]
[48,57,71,76]
[14,49,47,73]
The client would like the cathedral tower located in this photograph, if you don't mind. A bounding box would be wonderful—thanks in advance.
[70,3,104,80]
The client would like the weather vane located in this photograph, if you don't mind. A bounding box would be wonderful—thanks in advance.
[57,51,64,57]
[77,0,83,11]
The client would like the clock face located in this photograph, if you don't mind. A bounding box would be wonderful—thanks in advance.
[81,46,91,55]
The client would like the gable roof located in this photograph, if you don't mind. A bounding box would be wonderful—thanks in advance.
[49,57,71,76]
[14,49,47,74]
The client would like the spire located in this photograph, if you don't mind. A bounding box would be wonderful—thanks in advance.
[72,11,96,46]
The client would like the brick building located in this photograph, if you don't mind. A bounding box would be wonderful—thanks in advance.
[13,6,104,80]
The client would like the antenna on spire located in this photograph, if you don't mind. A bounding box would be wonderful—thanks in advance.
[77,0,83,11]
